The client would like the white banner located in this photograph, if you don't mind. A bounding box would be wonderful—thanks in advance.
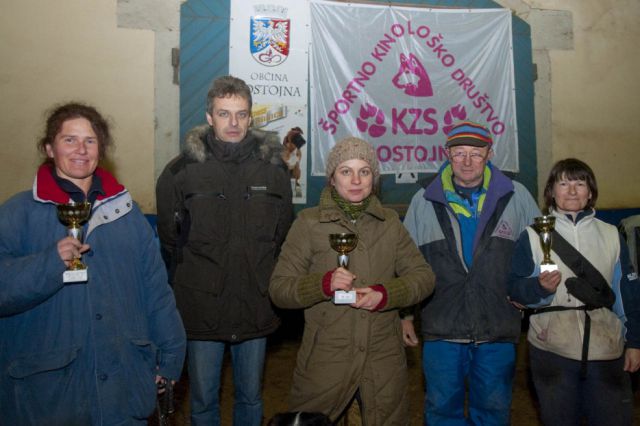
[310,1,518,175]
[230,1,310,203]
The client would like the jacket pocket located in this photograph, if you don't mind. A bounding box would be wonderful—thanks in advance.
[176,248,225,295]
[8,347,91,424]
[173,280,221,332]
[245,190,282,241]
[179,192,228,295]
[125,339,159,419]
[185,191,229,244]
[247,242,276,296]
[297,322,320,372]
[245,191,283,295]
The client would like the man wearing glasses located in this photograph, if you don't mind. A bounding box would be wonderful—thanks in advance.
[402,121,539,425]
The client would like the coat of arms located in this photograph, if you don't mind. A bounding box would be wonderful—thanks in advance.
[250,17,290,67]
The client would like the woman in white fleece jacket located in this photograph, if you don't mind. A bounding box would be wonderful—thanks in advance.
[509,158,640,426]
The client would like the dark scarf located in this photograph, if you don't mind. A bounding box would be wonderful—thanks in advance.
[205,130,256,163]
[331,188,371,221]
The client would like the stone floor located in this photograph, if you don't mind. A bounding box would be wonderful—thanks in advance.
[151,313,640,425]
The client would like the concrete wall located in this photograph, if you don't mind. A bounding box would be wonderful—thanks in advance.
[0,0,638,212]
[0,0,177,212]
[536,0,639,208]
[502,0,640,208]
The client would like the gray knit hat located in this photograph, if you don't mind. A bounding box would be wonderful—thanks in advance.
[325,137,380,181]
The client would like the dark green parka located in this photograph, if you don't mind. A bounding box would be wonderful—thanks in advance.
[157,125,293,342]
[269,188,435,425]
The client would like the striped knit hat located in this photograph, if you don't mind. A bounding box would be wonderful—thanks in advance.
[445,121,493,148]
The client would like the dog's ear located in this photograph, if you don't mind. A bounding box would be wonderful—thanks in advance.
[283,127,306,149]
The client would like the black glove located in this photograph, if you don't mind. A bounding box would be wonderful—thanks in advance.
[565,276,615,309]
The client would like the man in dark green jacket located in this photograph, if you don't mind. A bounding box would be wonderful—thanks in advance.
[156,76,293,426]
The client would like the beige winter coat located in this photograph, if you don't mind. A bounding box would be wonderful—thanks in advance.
[269,188,435,425]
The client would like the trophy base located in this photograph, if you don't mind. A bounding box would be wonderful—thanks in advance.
[63,268,88,283]
[540,264,558,273]
[333,290,357,304]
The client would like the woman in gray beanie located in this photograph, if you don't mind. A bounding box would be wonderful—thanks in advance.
[270,137,435,425]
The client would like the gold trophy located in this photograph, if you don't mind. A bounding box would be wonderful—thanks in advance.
[57,201,92,283]
[532,215,558,273]
[329,233,358,304]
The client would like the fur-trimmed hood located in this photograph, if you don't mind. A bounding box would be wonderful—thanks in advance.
[182,125,284,166]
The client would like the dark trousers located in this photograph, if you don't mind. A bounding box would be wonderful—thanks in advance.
[529,345,633,426]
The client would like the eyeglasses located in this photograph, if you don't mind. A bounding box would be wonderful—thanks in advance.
[448,151,488,163]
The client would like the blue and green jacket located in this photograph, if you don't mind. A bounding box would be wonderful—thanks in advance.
[404,162,540,343]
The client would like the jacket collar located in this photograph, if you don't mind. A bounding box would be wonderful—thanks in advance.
[33,163,126,205]
[318,186,386,223]
[182,125,285,166]
[440,163,491,218]
[550,207,595,226]
[424,161,514,209]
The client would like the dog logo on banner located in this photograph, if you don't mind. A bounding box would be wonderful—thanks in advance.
[392,53,433,97]
[250,16,290,67]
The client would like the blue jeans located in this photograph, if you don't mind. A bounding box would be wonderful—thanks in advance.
[422,340,515,426]
[188,338,267,426]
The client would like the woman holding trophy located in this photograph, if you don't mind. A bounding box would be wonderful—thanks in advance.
[269,137,435,425]
[0,102,186,424]
[508,158,640,425]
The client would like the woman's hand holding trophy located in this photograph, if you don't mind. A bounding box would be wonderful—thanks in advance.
[532,215,558,273]
[329,233,358,304]
[532,214,561,293]
[57,201,92,283]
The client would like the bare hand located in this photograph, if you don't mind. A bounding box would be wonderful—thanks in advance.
[156,375,176,394]
[330,267,356,292]
[352,287,383,311]
[401,319,419,347]
[624,348,640,372]
[538,270,561,293]
[508,296,526,310]
[57,236,90,267]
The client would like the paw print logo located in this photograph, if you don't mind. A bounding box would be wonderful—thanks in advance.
[356,103,387,138]
[442,105,467,135]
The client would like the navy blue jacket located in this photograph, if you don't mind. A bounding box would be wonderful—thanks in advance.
[0,165,186,425]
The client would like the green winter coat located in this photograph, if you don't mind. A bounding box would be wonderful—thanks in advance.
[269,188,435,425]
[156,126,293,342]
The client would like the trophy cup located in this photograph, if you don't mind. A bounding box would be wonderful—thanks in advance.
[532,215,558,273]
[329,233,358,304]
[57,201,92,283]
